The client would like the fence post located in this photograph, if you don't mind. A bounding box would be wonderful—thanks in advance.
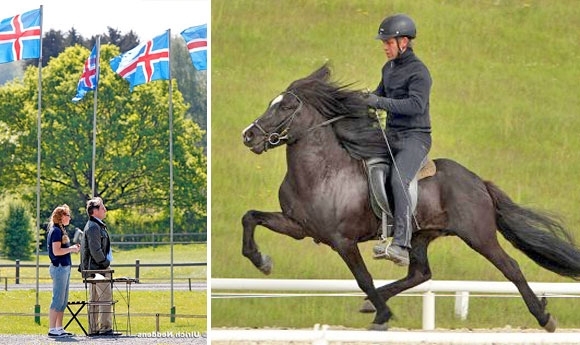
[422,291,435,330]
[155,313,160,332]
[454,291,469,320]
[135,259,140,283]
[15,259,20,285]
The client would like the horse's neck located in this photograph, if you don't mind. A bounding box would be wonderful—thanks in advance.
[285,126,353,180]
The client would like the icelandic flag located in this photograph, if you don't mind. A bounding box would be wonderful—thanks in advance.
[109,31,170,91]
[72,44,99,102]
[0,8,41,64]
[180,24,207,71]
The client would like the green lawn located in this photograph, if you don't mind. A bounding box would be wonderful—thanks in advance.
[0,244,207,334]
[0,244,207,284]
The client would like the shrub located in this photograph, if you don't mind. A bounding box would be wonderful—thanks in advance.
[1,202,34,260]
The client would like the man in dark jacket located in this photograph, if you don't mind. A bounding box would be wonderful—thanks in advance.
[364,14,432,266]
[79,196,114,335]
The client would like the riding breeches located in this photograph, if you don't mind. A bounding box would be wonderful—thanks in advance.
[386,131,431,249]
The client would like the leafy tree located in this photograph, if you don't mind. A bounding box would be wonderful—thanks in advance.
[64,28,85,47]
[1,44,206,234]
[1,202,34,260]
[102,27,140,52]
[43,29,68,67]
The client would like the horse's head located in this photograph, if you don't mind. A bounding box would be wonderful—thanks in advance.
[242,63,369,154]
[242,90,304,154]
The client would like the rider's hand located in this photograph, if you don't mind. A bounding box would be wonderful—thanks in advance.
[363,93,380,109]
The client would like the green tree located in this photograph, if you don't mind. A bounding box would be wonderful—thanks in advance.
[0,44,206,234]
[1,202,34,260]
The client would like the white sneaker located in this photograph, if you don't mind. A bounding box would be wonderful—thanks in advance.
[48,330,65,337]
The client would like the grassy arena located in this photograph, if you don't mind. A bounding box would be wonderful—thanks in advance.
[0,244,206,334]
[211,0,580,329]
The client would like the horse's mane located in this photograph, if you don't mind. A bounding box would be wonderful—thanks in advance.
[287,63,388,160]
[287,63,368,119]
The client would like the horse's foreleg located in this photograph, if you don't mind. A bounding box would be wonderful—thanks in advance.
[242,210,306,275]
[335,241,391,330]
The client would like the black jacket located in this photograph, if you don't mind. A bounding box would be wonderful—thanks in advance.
[373,48,432,133]
[79,216,110,272]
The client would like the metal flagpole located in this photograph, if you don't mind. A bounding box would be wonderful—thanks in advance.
[92,36,101,197]
[167,29,176,322]
[34,5,44,325]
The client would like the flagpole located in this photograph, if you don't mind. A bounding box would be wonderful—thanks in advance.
[167,29,176,323]
[34,5,44,325]
[92,36,101,197]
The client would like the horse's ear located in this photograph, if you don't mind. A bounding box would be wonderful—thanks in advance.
[308,63,332,82]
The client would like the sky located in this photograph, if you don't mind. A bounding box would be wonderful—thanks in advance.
[2,0,209,41]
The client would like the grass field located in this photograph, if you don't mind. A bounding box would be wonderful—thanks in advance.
[0,244,207,334]
[210,0,580,330]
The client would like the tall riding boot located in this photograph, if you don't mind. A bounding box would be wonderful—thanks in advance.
[373,187,411,266]
[373,208,411,266]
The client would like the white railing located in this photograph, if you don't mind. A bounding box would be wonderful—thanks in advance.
[211,278,580,330]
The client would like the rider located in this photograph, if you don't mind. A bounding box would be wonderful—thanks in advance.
[364,14,432,266]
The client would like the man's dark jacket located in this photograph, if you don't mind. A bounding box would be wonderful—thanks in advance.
[79,216,110,273]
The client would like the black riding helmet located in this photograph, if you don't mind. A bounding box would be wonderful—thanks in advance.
[376,14,416,40]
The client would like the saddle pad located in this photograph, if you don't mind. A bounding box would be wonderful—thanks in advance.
[417,159,436,180]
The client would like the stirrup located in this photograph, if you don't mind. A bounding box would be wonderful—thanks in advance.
[372,238,391,259]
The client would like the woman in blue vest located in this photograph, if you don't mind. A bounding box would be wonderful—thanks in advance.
[47,204,80,337]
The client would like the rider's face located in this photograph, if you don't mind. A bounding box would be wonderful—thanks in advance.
[382,37,407,60]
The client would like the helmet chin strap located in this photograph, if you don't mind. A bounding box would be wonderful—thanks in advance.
[395,37,405,58]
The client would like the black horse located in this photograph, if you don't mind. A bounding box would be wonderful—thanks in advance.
[241,64,580,331]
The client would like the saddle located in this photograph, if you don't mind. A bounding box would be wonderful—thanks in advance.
[364,157,436,237]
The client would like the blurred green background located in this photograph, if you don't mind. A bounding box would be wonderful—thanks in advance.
[211,0,580,330]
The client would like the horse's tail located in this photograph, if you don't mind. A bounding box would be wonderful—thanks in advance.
[485,181,580,280]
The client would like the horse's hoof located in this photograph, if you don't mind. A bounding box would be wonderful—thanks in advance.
[542,314,557,333]
[259,254,273,275]
[368,323,388,331]
[359,299,376,313]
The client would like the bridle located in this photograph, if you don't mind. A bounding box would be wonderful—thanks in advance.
[249,91,303,149]
[247,91,346,150]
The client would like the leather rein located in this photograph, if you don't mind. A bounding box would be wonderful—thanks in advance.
[250,91,346,150]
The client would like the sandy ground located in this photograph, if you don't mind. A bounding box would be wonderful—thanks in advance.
[210,326,580,345]
[0,333,207,345]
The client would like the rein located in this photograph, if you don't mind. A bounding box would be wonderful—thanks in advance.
[250,91,346,150]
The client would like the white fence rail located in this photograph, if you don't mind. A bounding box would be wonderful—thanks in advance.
[212,278,580,330]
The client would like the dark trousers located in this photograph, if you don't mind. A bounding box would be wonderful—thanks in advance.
[386,131,431,249]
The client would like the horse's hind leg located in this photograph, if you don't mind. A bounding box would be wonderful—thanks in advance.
[360,232,438,313]
[242,210,306,275]
[463,234,556,332]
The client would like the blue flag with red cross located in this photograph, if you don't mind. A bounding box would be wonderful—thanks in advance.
[180,24,207,71]
[109,31,170,91]
[72,44,99,102]
[0,8,41,64]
